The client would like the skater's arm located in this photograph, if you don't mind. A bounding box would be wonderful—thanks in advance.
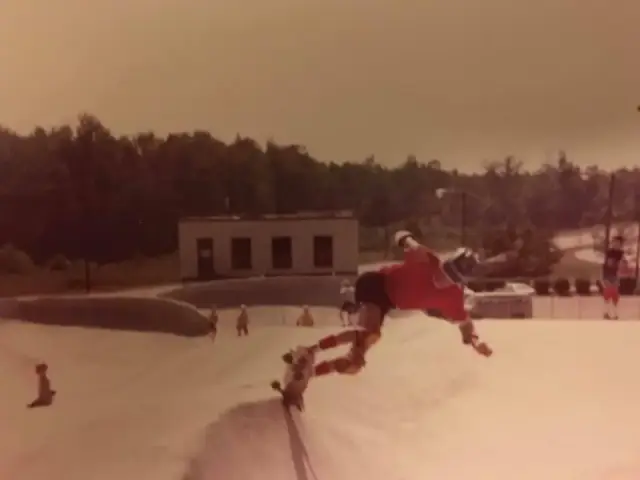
[470,249,519,277]
[394,231,440,265]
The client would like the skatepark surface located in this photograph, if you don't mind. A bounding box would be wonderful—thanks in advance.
[3,290,640,480]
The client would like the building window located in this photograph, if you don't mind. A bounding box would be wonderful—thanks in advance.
[195,237,215,279]
[313,235,333,268]
[231,237,252,270]
[272,236,292,269]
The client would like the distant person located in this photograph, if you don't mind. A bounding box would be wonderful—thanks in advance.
[209,305,219,341]
[282,231,513,382]
[296,305,314,327]
[28,363,56,409]
[339,279,357,326]
[602,235,631,320]
[236,305,249,336]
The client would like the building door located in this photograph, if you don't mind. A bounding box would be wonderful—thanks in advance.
[196,238,214,279]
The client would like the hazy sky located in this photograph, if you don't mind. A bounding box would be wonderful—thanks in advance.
[1,0,639,171]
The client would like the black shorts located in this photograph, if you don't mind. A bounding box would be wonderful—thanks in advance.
[340,300,358,314]
[354,271,395,319]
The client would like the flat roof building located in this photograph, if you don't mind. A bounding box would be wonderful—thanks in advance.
[178,211,359,280]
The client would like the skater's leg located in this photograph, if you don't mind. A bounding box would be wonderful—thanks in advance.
[314,354,364,376]
[313,329,381,377]
[282,327,363,365]
[458,319,478,344]
[602,281,620,319]
[288,271,389,370]
[308,303,383,353]
[310,328,361,351]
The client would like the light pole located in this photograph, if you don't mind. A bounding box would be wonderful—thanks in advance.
[635,105,640,278]
[435,188,475,247]
[635,190,640,279]
[603,173,616,254]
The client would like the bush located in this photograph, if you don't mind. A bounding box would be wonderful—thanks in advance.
[533,278,551,295]
[574,278,592,296]
[553,277,571,296]
[0,244,35,274]
[619,277,637,296]
[484,279,506,292]
[46,254,71,271]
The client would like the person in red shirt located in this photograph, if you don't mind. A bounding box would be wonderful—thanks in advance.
[283,231,503,380]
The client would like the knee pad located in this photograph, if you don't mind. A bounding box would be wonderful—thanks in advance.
[318,334,339,349]
[334,357,363,375]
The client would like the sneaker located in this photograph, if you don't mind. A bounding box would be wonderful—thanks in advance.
[282,352,294,364]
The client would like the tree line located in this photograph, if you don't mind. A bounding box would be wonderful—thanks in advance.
[0,113,638,273]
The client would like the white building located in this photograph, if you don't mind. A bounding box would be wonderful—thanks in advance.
[178,211,359,280]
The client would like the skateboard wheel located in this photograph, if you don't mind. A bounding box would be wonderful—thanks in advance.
[270,380,281,390]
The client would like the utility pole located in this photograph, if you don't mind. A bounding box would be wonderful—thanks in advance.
[635,191,640,278]
[636,105,640,278]
[460,191,468,247]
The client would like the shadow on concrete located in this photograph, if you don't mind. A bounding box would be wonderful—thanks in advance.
[183,398,319,480]
[164,276,356,309]
[4,296,210,337]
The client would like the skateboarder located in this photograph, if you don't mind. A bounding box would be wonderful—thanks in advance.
[236,305,249,336]
[209,305,219,341]
[339,279,357,326]
[284,231,512,380]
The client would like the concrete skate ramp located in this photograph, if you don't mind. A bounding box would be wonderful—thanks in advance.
[164,276,353,309]
[183,319,640,480]
[6,296,209,337]
[4,312,640,480]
